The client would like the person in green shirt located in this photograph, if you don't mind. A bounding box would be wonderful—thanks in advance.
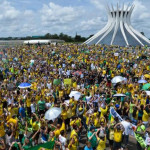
[87,127,97,149]
[9,142,22,150]
[38,99,46,115]
[22,129,40,150]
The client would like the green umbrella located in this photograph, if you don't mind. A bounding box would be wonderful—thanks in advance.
[53,79,61,85]
[142,83,150,90]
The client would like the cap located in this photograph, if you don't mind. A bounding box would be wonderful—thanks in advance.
[115,104,120,108]
[90,126,96,131]
[111,100,115,103]
[79,107,83,111]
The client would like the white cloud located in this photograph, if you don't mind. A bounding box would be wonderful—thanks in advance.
[24,10,34,16]
[131,0,150,37]
[0,1,19,20]
[132,0,150,19]
[0,0,38,37]
[38,2,86,36]
[0,0,150,38]
[40,2,83,26]
[79,17,106,31]
[90,0,106,10]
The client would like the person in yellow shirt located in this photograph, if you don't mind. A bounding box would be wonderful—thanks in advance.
[61,104,71,131]
[61,104,68,121]
[68,135,78,150]
[94,113,100,128]
[132,107,138,125]
[30,113,40,145]
[7,115,18,130]
[26,96,31,117]
[113,123,124,150]
[67,104,73,119]
[108,123,115,150]
[7,104,16,118]
[100,103,108,118]
[85,113,90,126]
[96,131,106,150]
[69,97,77,117]
[140,94,146,105]
[0,121,5,138]
[73,80,77,89]
[0,101,3,117]
[54,121,65,138]
[69,125,79,150]
[70,116,82,130]
[59,88,64,101]
[142,106,150,127]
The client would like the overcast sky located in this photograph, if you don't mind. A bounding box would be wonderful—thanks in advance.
[0,0,150,38]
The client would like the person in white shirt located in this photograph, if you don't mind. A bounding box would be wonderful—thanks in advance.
[66,70,71,77]
[62,63,66,68]
[59,130,67,150]
[45,99,51,110]
[86,93,92,104]
[30,99,36,114]
[121,117,131,148]
[145,132,150,147]
[47,81,51,89]
[71,63,75,69]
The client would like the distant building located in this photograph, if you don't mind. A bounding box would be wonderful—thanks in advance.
[0,40,24,48]
[0,39,65,47]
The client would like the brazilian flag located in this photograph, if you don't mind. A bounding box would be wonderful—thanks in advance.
[29,141,55,150]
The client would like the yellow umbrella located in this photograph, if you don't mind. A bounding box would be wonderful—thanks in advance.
[144,74,150,78]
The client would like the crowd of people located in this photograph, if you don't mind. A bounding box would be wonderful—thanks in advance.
[0,43,150,150]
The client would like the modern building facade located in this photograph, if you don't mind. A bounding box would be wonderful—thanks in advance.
[84,4,150,46]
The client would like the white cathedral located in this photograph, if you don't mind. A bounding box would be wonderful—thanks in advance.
[84,4,150,46]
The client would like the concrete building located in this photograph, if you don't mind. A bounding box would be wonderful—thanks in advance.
[84,4,150,46]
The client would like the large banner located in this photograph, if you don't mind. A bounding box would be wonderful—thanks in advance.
[64,79,72,85]
[110,107,123,122]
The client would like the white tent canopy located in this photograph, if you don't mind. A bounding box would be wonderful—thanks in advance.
[24,39,64,44]
[24,40,50,44]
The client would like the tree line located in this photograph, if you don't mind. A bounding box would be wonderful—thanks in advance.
[0,33,93,42]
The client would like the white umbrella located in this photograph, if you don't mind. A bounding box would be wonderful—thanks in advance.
[138,79,147,84]
[64,100,70,106]
[113,93,126,97]
[121,77,127,85]
[145,91,150,96]
[111,76,125,84]
[45,107,61,121]
[69,91,81,101]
